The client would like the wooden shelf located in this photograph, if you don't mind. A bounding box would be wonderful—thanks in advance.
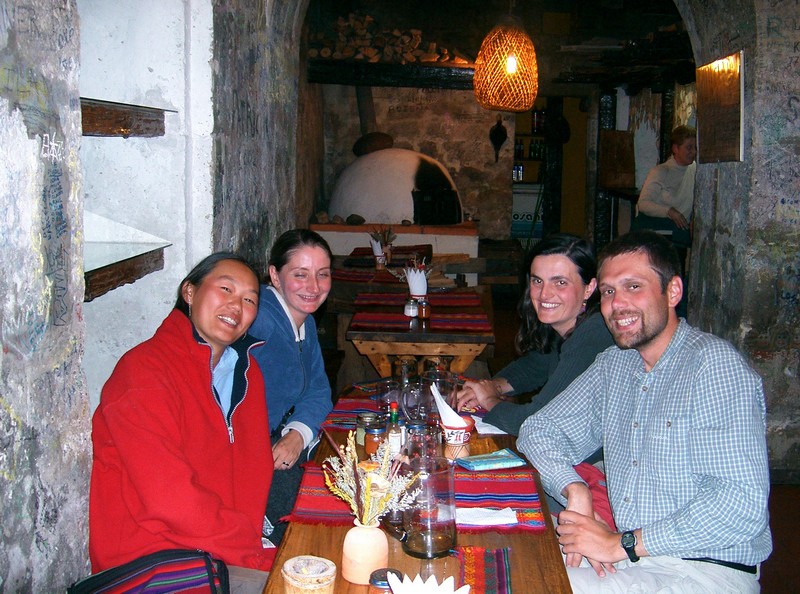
[84,241,170,302]
[80,97,172,138]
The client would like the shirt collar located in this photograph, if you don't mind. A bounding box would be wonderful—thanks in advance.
[268,285,305,342]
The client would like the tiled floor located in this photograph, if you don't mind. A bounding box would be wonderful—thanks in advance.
[486,287,800,592]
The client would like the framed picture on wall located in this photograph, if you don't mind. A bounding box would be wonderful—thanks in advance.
[696,51,744,163]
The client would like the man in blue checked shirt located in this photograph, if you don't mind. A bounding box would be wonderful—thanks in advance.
[518,230,771,593]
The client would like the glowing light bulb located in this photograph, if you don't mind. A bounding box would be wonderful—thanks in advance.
[505,54,518,74]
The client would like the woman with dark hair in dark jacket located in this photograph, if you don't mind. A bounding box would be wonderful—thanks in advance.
[457,234,614,435]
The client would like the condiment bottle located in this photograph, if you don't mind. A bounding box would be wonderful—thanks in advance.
[364,423,386,456]
[356,412,379,446]
[404,298,418,317]
[368,568,403,593]
[418,298,430,320]
[386,402,402,457]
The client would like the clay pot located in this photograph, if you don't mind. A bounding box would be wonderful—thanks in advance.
[341,519,389,584]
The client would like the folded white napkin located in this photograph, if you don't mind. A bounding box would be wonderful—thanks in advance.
[431,384,466,427]
[472,415,506,435]
[370,238,384,257]
[456,507,518,526]
[406,268,428,296]
[388,573,471,594]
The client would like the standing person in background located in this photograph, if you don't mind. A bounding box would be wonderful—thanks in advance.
[634,125,697,243]
[633,125,697,316]
[90,252,274,592]
[456,234,614,437]
[249,229,334,545]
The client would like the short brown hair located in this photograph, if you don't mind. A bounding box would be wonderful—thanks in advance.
[670,125,696,147]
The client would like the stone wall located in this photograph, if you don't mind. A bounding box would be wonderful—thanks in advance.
[675,0,800,481]
[321,85,515,239]
[0,0,91,589]
[212,0,312,276]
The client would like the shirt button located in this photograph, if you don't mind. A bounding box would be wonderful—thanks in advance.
[642,386,648,392]
[632,460,638,466]
[666,421,672,427]
[624,496,630,503]
[633,422,639,428]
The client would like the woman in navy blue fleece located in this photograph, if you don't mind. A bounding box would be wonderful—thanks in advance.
[249,229,334,544]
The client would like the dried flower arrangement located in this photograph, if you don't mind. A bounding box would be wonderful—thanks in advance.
[322,431,419,526]
[368,225,397,247]
[387,254,433,281]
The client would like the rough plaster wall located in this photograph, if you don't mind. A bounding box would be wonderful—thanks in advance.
[322,85,515,239]
[675,0,800,481]
[212,0,311,275]
[79,0,215,407]
[0,1,91,590]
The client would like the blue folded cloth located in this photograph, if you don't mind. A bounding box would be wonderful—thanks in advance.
[455,448,526,471]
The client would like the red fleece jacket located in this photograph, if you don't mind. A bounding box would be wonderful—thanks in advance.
[90,310,274,571]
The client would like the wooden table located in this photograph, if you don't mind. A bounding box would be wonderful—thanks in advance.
[262,432,572,593]
[345,291,495,378]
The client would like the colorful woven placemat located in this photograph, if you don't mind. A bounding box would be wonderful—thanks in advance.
[456,546,512,594]
[283,464,545,533]
[321,397,379,431]
[354,292,482,308]
[350,311,492,332]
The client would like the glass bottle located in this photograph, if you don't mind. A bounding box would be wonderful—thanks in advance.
[404,298,418,317]
[386,402,402,457]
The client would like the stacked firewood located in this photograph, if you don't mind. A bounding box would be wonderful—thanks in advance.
[307,12,473,66]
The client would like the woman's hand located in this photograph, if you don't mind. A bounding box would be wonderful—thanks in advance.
[272,429,304,470]
[456,378,510,412]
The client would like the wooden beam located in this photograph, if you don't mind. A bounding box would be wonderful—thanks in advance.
[308,59,474,90]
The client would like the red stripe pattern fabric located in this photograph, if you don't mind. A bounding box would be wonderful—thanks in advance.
[350,311,492,332]
[354,292,482,307]
[456,546,512,594]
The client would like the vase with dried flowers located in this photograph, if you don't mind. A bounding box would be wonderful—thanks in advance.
[369,226,397,266]
[322,431,418,584]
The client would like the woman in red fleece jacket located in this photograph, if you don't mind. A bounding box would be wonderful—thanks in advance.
[90,252,275,580]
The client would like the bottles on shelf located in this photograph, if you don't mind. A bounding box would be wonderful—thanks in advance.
[512,162,524,182]
[531,107,547,135]
[528,138,545,160]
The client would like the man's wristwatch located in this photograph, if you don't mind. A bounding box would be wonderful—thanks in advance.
[620,531,640,562]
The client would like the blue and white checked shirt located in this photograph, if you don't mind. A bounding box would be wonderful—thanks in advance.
[518,320,772,565]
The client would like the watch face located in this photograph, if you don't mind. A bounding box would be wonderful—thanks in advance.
[621,531,636,548]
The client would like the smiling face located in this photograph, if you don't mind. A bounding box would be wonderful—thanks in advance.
[598,251,682,369]
[269,245,332,327]
[673,137,697,166]
[181,259,259,365]
[529,254,597,337]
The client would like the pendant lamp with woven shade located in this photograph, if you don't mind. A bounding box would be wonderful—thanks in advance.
[473,15,538,112]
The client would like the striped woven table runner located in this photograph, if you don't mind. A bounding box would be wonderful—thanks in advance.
[354,292,481,307]
[350,311,492,332]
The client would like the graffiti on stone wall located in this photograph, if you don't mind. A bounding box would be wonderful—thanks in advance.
[0,66,71,355]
